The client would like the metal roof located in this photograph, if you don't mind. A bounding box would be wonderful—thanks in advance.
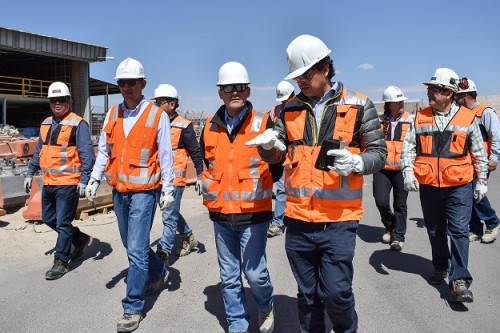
[0,26,108,62]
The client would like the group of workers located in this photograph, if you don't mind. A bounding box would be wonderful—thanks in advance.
[23,33,499,333]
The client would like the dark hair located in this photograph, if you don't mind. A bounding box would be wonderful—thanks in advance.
[382,104,391,138]
[467,92,478,99]
[314,56,335,80]
[166,98,179,111]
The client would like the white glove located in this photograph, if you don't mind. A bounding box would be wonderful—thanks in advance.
[245,129,286,151]
[159,190,175,210]
[403,169,419,192]
[326,148,363,176]
[474,180,488,203]
[195,176,202,196]
[85,178,100,202]
[77,183,86,198]
[24,176,33,194]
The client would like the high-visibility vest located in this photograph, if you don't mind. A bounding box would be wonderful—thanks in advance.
[414,106,475,187]
[103,102,163,192]
[170,115,191,186]
[472,103,492,158]
[39,112,83,185]
[380,111,411,170]
[202,110,273,214]
[281,89,366,223]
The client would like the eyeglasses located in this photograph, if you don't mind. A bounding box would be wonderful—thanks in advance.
[427,87,445,95]
[117,79,142,87]
[49,97,69,104]
[293,67,316,82]
[458,77,469,90]
[220,84,248,93]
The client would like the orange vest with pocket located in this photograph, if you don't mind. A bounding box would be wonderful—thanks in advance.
[472,103,492,158]
[414,106,475,187]
[202,110,273,214]
[103,103,163,192]
[170,115,191,186]
[39,112,83,185]
[381,111,411,170]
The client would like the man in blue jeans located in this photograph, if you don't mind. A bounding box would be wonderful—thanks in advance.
[200,61,281,333]
[86,58,175,333]
[153,83,204,264]
[455,78,500,244]
[267,81,294,237]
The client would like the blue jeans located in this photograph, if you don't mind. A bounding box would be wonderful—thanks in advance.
[470,177,499,235]
[271,172,285,228]
[420,184,473,286]
[158,186,192,253]
[285,218,358,333]
[113,189,167,315]
[42,185,80,263]
[213,221,274,333]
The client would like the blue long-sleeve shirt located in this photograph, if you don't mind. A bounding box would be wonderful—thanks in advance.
[27,113,95,185]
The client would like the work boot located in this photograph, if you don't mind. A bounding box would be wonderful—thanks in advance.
[145,271,169,296]
[117,313,142,333]
[258,306,275,333]
[267,224,284,237]
[450,279,473,303]
[71,228,91,261]
[429,269,448,285]
[390,240,404,252]
[481,225,499,244]
[469,232,481,242]
[45,257,69,280]
[156,248,170,267]
[179,233,198,257]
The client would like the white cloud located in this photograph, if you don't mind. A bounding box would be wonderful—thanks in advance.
[357,63,375,70]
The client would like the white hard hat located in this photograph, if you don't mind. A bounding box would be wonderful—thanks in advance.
[47,81,71,98]
[217,61,250,85]
[276,81,294,102]
[284,34,331,80]
[154,84,179,99]
[458,78,477,93]
[115,57,146,79]
[382,85,407,102]
[423,68,459,92]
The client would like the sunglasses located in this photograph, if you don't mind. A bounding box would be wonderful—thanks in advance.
[427,87,445,95]
[117,79,142,87]
[220,84,248,93]
[49,97,69,104]
[293,67,316,82]
[458,77,469,90]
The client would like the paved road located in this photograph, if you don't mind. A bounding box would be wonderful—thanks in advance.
[1,172,499,333]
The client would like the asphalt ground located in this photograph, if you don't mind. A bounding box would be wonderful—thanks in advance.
[0,171,499,333]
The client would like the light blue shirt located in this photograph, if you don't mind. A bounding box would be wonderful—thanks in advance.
[310,82,338,127]
[225,106,248,134]
[91,97,174,192]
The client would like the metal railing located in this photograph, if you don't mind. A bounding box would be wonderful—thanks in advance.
[0,76,70,98]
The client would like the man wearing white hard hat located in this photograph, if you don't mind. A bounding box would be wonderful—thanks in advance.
[199,61,282,333]
[455,78,500,244]
[25,81,95,280]
[85,58,175,332]
[401,68,488,303]
[246,35,387,333]
[152,84,204,264]
[267,81,295,238]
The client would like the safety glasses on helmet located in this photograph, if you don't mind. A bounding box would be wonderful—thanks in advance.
[220,84,248,93]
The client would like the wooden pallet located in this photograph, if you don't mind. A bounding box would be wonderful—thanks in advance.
[76,203,113,220]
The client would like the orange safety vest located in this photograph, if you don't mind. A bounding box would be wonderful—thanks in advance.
[170,115,192,186]
[103,103,163,192]
[39,112,83,185]
[282,89,365,223]
[472,103,492,158]
[202,110,273,214]
[381,112,411,170]
[414,106,475,187]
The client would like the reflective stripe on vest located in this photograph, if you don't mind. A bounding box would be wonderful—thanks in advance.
[39,112,83,185]
[414,106,475,187]
[472,103,492,158]
[201,111,273,214]
[171,116,191,186]
[382,112,411,170]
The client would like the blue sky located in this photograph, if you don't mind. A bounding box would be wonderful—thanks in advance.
[2,0,499,114]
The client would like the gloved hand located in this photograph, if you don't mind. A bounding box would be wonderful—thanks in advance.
[159,190,175,210]
[194,176,202,196]
[85,178,100,202]
[403,169,419,192]
[474,179,488,203]
[77,183,86,198]
[24,176,33,194]
[326,148,363,176]
[245,129,286,151]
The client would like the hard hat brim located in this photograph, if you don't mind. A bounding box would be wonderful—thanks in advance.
[385,96,408,102]
[276,94,292,102]
[284,49,331,80]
